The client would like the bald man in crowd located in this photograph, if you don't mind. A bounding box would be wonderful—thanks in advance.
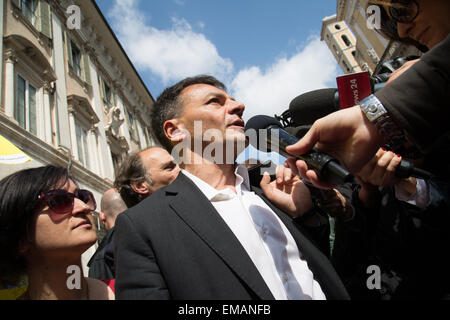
[88,188,127,280]
[99,189,128,231]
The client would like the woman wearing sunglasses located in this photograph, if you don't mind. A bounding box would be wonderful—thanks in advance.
[368,0,450,82]
[368,0,450,50]
[0,166,114,300]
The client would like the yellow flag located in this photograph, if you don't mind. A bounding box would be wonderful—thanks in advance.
[0,135,32,164]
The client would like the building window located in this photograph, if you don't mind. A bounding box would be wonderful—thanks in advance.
[16,74,37,135]
[332,44,340,57]
[126,108,139,142]
[13,0,52,39]
[104,83,112,105]
[342,60,350,73]
[71,41,82,78]
[335,24,341,30]
[75,120,90,167]
[99,76,114,109]
[68,95,100,173]
[341,35,351,47]
[20,0,38,26]
[66,35,91,85]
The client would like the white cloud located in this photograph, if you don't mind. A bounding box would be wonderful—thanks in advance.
[109,0,339,124]
[230,38,339,121]
[109,0,233,85]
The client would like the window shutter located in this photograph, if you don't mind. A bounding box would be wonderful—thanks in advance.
[81,53,91,85]
[39,0,52,39]
[99,76,105,100]
[11,0,21,9]
[65,32,73,67]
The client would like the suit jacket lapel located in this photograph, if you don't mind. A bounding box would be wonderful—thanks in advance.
[165,173,275,300]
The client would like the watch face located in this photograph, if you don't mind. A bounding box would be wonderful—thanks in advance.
[368,105,378,114]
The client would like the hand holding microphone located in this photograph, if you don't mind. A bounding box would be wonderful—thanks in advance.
[245,115,356,187]
[282,107,384,188]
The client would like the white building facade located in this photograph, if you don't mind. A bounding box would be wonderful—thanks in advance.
[0,0,155,273]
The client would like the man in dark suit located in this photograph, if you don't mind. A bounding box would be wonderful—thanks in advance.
[114,75,349,300]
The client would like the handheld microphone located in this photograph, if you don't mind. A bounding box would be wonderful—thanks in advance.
[287,83,386,127]
[395,161,434,180]
[287,89,434,180]
[245,115,354,185]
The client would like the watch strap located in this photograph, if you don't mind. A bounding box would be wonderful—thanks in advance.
[360,94,406,152]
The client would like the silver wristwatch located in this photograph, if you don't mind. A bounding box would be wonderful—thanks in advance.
[360,94,405,152]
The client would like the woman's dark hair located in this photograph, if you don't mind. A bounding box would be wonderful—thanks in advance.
[150,75,226,152]
[0,166,71,283]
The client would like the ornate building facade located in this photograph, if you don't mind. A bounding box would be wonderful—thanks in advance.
[0,0,155,273]
[322,0,422,74]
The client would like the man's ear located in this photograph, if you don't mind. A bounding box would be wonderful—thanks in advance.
[130,180,151,195]
[99,211,107,225]
[164,119,187,143]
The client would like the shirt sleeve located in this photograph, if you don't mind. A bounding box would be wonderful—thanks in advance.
[394,179,430,209]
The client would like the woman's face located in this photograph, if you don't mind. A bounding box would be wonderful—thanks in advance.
[24,179,97,260]
[396,0,450,49]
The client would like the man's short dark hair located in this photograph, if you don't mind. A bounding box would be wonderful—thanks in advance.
[150,75,226,151]
[114,150,152,208]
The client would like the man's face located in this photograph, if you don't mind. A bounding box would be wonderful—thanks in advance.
[140,148,181,193]
[173,84,247,161]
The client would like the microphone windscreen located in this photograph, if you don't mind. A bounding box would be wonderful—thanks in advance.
[245,115,282,152]
[289,88,339,127]
[244,115,282,132]
[284,125,312,139]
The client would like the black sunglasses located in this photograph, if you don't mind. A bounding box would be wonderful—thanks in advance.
[388,0,419,24]
[38,189,96,214]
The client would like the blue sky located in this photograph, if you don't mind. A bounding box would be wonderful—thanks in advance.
[94,0,342,163]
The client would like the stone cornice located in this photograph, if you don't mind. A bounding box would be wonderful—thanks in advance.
[67,94,100,124]
[0,111,112,191]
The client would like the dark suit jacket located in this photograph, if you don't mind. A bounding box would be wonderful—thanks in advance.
[88,228,115,280]
[114,172,349,300]
[375,34,450,153]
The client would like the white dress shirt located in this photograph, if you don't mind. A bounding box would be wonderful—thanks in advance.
[395,178,431,209]
[182,165,326,300]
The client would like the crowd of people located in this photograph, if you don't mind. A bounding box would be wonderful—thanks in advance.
[0,0,449,300]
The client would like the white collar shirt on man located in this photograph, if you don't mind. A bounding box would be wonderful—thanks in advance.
[181,165,326,300]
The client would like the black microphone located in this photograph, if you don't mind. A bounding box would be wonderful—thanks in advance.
[288,88,340,127]
[395,161,434,180]
[287,91,434,180]
[245,115,354,185]
[288,84,386,127]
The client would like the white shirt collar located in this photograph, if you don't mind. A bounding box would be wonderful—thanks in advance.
[182,164,251,202]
